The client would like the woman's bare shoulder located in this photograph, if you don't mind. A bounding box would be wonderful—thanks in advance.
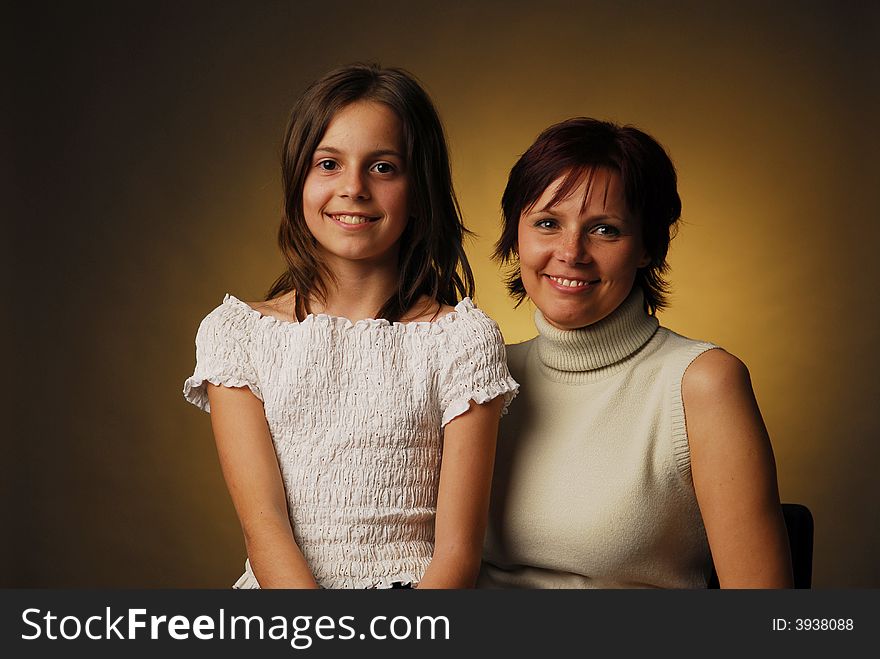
[681,348,763,453]
[682,348,751,399]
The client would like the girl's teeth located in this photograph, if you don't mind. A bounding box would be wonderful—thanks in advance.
[335,214,371,225]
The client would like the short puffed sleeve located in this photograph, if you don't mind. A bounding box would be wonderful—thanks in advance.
[182,297,262,412]
[437,300,519,427]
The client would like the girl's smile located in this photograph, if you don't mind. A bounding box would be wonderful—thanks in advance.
[302,100,410,266]
[325,212,381,228]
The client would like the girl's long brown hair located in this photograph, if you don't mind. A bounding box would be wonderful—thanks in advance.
[266,63,475,322]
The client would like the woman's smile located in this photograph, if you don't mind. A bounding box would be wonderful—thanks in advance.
[543,274,601,292]
[517,168,649,330]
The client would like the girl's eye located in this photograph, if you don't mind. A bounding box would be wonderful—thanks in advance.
[317,159,338,171]
[534,218,557,229]
[371,162,395,174]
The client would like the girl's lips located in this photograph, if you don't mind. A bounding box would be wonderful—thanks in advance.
[326,213,380,230]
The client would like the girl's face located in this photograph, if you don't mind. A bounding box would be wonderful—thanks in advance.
[302,100,410,269]
[517,168,650,330]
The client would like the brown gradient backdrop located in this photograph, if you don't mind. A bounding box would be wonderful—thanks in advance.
[8,1,878,587]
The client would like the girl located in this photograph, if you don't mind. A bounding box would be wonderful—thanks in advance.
[183,64,518,589]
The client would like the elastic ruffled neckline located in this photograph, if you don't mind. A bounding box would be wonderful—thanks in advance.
[222,294,477,333]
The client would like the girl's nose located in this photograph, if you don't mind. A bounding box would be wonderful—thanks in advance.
[339,168,370,200]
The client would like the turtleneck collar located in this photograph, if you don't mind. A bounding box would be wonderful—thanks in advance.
[534,287,659,374]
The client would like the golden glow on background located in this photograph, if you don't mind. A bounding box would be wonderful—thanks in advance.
[9,1,878,587]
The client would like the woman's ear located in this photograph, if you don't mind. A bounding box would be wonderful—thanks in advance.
[638,249,651,268]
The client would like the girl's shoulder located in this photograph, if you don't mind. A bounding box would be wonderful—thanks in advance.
[401,295,457,323]
[244,291,297,323]
[192,295,259,345]
[193,294,293,344]
[200,292,296,327]
[431,298,507,351]
[403,297,497,333]
[203,293,496,337]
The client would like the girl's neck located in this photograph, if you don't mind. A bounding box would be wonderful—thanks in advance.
[309,256,400,322]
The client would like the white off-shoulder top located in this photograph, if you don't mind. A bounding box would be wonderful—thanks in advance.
[183,295,518,589]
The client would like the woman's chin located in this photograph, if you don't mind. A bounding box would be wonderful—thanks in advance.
[538,299,624,330]
[541,310,597,330]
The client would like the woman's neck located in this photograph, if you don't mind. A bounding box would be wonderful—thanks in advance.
[534,287,659,374]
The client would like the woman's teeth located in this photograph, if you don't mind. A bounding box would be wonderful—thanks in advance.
[548,276,591,288]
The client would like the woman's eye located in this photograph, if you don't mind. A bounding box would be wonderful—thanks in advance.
[371,162,395,174]
[317,159,338,171]
[592,224,621,237]
[534,219,557,229]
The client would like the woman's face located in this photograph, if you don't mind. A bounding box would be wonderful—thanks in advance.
[517,168,649,330]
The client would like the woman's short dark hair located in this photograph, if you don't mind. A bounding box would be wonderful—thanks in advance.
[267,63,474,321]
[494,117,682,315]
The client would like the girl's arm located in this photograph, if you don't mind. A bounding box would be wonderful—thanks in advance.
[682,349,794,588]
[207,384,320,589]
[417,397,505,589]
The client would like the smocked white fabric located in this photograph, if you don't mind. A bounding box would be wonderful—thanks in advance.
[183,295,518,589]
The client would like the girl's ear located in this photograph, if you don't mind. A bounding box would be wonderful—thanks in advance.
[638,250,651,268]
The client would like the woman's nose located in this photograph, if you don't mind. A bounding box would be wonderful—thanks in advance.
[554,232,591,265]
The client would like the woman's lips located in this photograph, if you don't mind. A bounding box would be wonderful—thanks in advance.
[544,274,600,292]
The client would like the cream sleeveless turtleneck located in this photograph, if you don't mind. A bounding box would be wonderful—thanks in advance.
[479,289,717,588]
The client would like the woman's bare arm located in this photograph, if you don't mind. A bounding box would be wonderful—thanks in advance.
[683,349,793,588]
[207,384,320,588]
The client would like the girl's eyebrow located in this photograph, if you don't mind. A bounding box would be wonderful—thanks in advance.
[314,145,403,159]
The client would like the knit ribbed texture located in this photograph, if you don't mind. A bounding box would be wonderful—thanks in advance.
[534,287,659,382]
[480,291,717,589]
[184,295,519,589]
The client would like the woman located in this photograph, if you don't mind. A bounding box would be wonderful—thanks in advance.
[479,118,793,588]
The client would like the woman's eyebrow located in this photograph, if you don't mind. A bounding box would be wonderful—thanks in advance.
[526,205,626,223]
[586,212,627,222]
[524,204,558,216]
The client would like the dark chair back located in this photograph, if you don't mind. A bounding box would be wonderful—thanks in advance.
[782,503,814,588]
[707,502,813,588]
